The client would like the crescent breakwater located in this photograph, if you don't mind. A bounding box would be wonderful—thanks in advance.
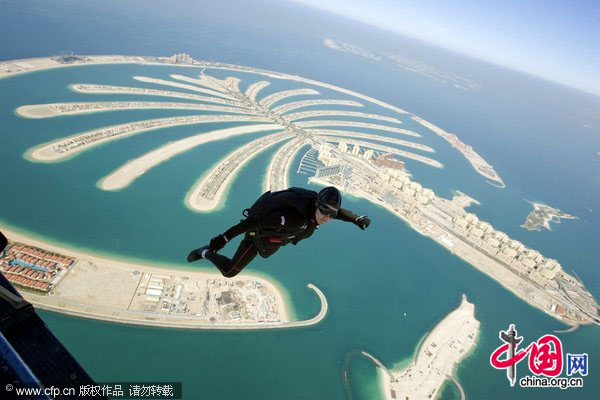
[411,116,505,187]
[4,55,496,184]
[5,54,598,327]
[0,229,328,330]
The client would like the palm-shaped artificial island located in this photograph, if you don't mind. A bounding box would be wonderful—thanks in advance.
[19,71,442,212]
[3,56,597,330]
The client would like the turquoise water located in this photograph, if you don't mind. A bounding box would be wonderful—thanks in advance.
[1,1,599,398]
[1,64,598,400]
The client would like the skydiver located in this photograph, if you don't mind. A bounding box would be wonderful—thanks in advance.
[187,186,371,277]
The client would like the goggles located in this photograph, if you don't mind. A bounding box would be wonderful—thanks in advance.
[318,204,338,218]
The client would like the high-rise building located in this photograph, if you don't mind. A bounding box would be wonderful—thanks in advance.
[318,143,333,164]
[363,149,374,160]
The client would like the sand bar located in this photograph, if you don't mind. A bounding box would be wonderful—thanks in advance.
[318,137,443,168]
[99,124,281,190]
[297,120,420,137]
[16,102,255,118]
[308,129,433,152]
[245,81,270,101]
[186,132,293,212]
[378,295,479,400]
[411,116,505,186]
[169,74,231,93]
[1,227,328,330]
[70,84,247,107]
[259,89,320,109]
[272,99,363,114]
[286,110,402,124]
[133,76,238,100]
[26,114,271,162]
[521,201,578,231]
[264,137,307,192]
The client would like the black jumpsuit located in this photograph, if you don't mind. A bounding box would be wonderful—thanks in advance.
[205,203,359,278]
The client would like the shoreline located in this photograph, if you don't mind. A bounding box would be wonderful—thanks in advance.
[309,175,590,326]
[98,123,281,191]
[378,295,480,400]
[411,115,505,186]
[25,114,271,163]
[0,225,328,329]
[186,132,292,212]
[521,201,578,231]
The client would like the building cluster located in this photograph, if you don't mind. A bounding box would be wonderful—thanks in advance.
[272,99,361,114]
[286,110,401,124]
[46,102,246,115]
[48,115,267,155]
[0,242,73,293]
[412,116,502,184]
[266,138,305,192]
[374,154,405,170]
[452,213,562,285]
[298,120,414,136]
[316,142,436,204]
[196,133,291,202]
[73,84,245,107]
[131,273,281,323]
[318,142,373,163]
[170,53,194,64]
[259,89,319,109]
[371,171,435,206]
[52,53,90,64]
[312,142,597,323]
[211,280,280,323]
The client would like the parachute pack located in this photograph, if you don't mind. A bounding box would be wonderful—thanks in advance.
[243,187,316,221]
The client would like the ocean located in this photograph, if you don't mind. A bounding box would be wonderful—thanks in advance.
[0,1,598,399]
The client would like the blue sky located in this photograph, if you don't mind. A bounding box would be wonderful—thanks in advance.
[292,0,600,96]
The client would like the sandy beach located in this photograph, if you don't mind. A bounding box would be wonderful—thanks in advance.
[16,102,255,119]
[309,129,434,152]
[379,295,480,400]
[133,76,239,100]
[99,124,281,190]
[26,114,271,163]
[186,132,292,212]
[411,115,505,186]
[0,226,295,326]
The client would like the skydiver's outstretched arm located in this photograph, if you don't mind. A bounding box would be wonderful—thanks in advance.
[336,208,371,230]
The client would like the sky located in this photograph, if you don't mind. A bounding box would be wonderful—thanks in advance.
[292,0,600,96]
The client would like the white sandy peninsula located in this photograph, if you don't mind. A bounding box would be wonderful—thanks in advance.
[98,124,281,190]
[380,295,480,400]
[0,227,328,330]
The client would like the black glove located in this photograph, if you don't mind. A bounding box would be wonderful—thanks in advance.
[209,234,227,252]
[354,216,371,230]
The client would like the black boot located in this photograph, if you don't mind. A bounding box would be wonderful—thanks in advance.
[187,245,211,262]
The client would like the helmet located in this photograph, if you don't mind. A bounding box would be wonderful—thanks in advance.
[316,187,341,217]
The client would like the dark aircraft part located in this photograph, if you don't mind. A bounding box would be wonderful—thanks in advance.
[0,229,108,399]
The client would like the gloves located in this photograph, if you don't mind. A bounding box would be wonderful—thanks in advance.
[209,234,228,252]
[354,216,371,230]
